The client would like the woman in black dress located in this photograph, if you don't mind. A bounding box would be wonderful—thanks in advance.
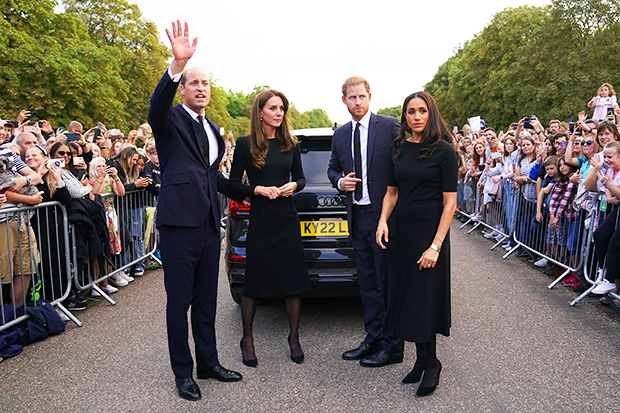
[228,89,311,367]
[376,91,457,397]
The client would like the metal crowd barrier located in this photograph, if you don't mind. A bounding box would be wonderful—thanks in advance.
[1,189,160,333]
[70,189,160,307]
[1,201,75,332]
[457,175,620,311]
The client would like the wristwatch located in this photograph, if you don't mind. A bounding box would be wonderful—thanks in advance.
[430,244,441,253]
[25,176,31,186]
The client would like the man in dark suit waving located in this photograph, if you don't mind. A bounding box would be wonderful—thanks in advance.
[148,21,241,401]
[328,76,404,367]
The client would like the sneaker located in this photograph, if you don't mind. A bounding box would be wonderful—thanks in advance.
[484,231,498,239]
[66,300,87,311]
[55,307,69,322]
[493,233,505,240]
[562,275,578,286]
[133,268,144,277]
[534,258,548,268]
[592,279,617,295]
[91,288,101,297]
[109,273,129,287]
[101,284,118,294]
[600,296,620,306]
[120,271,135,283]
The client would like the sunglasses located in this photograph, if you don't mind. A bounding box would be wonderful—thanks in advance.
[582,140,595,146]
[55,151,70,156]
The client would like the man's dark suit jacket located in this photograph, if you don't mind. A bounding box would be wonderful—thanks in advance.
[327,113,400,228]
[148,72,227,231]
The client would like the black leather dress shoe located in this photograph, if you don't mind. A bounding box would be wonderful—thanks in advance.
[342,343,380,360]
[197,365,243,382]
[359,349,404,367]
[175,377,201,401]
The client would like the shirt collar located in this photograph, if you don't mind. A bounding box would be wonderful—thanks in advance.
[353,111,372,130]
[182,104,204,121]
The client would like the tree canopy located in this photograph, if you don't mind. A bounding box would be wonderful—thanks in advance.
[1,0,332,137]
[424,0,620,131]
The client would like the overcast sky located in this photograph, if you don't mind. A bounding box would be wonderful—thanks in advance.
[104,0,551,124]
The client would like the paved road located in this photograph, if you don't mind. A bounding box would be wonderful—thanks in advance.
[2,221,620,412]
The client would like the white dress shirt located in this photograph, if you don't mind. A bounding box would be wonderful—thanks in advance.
[338,111,372,205]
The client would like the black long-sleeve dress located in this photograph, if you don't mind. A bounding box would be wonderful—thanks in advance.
[228,136,311,297]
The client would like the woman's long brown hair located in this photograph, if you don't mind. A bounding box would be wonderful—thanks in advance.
[249,89,297,169]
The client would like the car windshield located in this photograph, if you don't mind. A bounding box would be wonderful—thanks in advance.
[298,135,332,185]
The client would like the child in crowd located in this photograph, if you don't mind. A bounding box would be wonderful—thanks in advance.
[546,159,579,278]
[587,83,618,121]
[533,156,558,270]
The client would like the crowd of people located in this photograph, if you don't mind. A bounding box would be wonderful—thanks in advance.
[0,112,162,319]
[454,82,620,303]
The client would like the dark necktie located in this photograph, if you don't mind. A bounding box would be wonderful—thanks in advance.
[353,122,362,201]
[196,115,211,165]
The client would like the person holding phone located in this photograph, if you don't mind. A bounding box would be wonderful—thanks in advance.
[586,142,620,295]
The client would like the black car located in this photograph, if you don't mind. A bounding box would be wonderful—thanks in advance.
[224,127,357,304]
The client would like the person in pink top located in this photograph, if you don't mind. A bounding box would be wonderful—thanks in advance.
[588,83,618,121]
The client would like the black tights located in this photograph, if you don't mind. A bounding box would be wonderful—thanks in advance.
[416,336,441,388]
[240,295,303,359]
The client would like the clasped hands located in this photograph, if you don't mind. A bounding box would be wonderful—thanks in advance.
[255,182,297,199]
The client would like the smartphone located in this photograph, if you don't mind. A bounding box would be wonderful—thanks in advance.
[94,128,102,139]
[48,159,65,168]
[524,118,533,130]
[64,133,80,141]
[453,126,458,133]
[23,125,37,133]
[28,110,37,118]
[491,151,502,159]
[0,186,10,194]
[27,121,37,126]
[73,156,84,165]
[569,122,576,133]
[601,163,610,174]
[608,107,615,115]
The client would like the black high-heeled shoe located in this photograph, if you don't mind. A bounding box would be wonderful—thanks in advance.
[416,362,441,397]
[402,364,425,384]
[287,335,304,364]
[240,340,258,368]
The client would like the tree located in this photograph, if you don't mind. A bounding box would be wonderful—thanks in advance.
[0,0,129,129]
[377,106,402,119]
[63,0,170,127]
[303,108,332,128]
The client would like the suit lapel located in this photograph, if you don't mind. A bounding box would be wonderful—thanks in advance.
[366,113,378,169]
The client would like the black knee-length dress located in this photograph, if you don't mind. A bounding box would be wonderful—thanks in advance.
[228,136,311,297]
[386,140,457,343]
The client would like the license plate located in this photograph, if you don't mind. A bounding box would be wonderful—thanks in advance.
[300,220,349,237]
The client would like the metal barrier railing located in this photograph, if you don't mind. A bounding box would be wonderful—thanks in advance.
[457,175,620,311]
[70,189,160,306]
[1,189,160,333]
[0,201,76,331]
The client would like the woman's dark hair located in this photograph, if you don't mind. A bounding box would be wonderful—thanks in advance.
[249,89,297,169]
[394,91,452,160]
[596,122,620,147]
[556,158,577,182]
[49,141,74,170]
